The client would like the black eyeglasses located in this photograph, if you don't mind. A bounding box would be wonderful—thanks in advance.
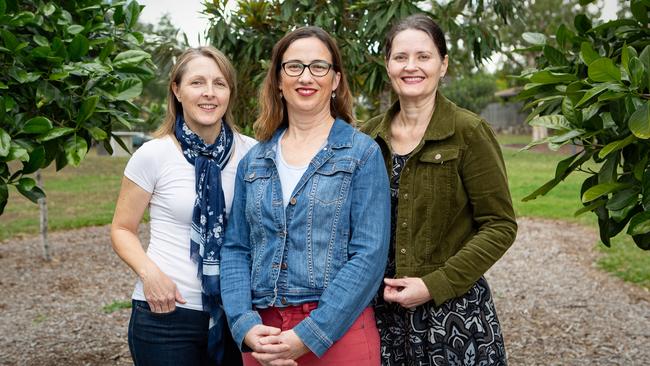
[281,61,333,77]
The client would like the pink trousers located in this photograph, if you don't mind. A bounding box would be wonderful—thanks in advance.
[242,303,380,366]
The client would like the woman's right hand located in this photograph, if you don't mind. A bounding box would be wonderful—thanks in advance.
[141,263,186,313]
[244,325,297,366]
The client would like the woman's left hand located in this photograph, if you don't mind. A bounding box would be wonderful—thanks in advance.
[383,277,432,308]
[254,330,309,365]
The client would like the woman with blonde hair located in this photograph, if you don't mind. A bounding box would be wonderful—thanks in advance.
[220,26,390,365]
[111,46,256,365]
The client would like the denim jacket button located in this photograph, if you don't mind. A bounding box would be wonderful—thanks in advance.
[281,262,288,270]
[248,172,255,179]
[281,297,288,305]
[400,248,407,254]
[289,197,297,205]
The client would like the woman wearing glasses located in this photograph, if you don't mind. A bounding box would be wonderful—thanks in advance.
[220,26,390,366]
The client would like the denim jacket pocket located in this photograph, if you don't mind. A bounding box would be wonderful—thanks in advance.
[417,147,460,260]
[310,158,356,205]
[243,166,273,288]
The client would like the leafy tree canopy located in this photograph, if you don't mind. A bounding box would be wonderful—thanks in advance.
[204,0,516,128]
[0,0,154,214]
[518,0,650,249]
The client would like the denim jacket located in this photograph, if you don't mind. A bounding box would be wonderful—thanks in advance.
[220,119,390,357]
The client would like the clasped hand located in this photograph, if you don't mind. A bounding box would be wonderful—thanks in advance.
[245,325,309,366]
[383,277,432,309]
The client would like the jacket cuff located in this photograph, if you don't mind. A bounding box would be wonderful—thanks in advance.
[292,316,333,357]
[422,270,456,307]
[231,310,263,351]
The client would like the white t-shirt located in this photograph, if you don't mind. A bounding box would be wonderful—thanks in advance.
[124,133,256,311]
[276,134,308,207]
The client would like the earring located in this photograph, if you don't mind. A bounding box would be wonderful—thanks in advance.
[279,91,283,99]
[331,91,336,99]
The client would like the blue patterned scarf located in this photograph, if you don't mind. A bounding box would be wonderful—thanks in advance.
[174,114,233,364]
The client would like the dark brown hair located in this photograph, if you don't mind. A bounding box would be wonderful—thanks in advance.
[254,26,354,141]
[384,14,448,60]
[154,46,237,137]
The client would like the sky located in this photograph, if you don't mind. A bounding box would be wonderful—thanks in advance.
[136,0,621,48]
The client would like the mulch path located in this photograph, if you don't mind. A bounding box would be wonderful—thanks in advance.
[1,217,649,365]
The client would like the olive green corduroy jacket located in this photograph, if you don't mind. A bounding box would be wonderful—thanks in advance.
[361,93,517,306]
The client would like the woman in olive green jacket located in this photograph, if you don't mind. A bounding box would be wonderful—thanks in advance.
[361,14,517,366]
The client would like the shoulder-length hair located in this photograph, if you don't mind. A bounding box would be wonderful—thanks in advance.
[254,26,354,141]
[153,46,238,138]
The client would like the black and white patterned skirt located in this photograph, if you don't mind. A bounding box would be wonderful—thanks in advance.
[374,277,507,366]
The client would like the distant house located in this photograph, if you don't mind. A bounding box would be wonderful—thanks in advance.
[480,87,530,134]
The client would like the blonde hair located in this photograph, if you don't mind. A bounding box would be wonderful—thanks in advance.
[153,46,238,137]
[253,27,354,141]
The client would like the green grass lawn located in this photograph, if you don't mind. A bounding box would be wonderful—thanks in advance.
[0,151,129,241]
[1,139,648,289]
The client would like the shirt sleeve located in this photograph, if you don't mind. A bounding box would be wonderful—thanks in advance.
[123,139,161,193]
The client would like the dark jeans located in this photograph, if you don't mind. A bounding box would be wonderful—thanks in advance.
[128,300,242,366]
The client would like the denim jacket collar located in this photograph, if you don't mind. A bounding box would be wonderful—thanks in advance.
[255,118,354,160]
[369,92,456,146]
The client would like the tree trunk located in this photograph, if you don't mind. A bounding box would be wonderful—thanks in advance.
[36,170,50,261]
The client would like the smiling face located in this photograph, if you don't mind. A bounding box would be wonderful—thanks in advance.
[279,37,340,118]
[386,28,448,102]
[172,55,230,134]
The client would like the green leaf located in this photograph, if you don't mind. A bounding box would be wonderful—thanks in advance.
[575,84,609,107]
[627,212,650,236]
[77,96,99,124]
[67,24,84,34]
[22,116,53,134]
[530,71,577,84]
[631,0,649,24]
[17,177,36,191]
[629,57,644,88]
[22,146,45,174]
[87,127,108,141]
[112,50,150,69]
[33,34,49,47]
[125,0,143,29]
[0,180,7,215]
[68,34,89,60]
[640,45,650,87]
[574,14,592,34]
[580,42,600,65]
[2,143,29,162]
[115,78,143,100]
[37,127,75,142]
[543,45,567,66]
[606,188,639,211]
[42,3,55,16]
[588,58,621,82]
[1,29,18,51]
[63,135,88,167]
[528,115,570,130]
[599,134,637,158]
[0,128,10,156]
[574,200,605,217]
[522,177,561,202]
[522,32,546,45]
[16,182,45,204]
[629,104,650,139]
[582,182,630,202]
